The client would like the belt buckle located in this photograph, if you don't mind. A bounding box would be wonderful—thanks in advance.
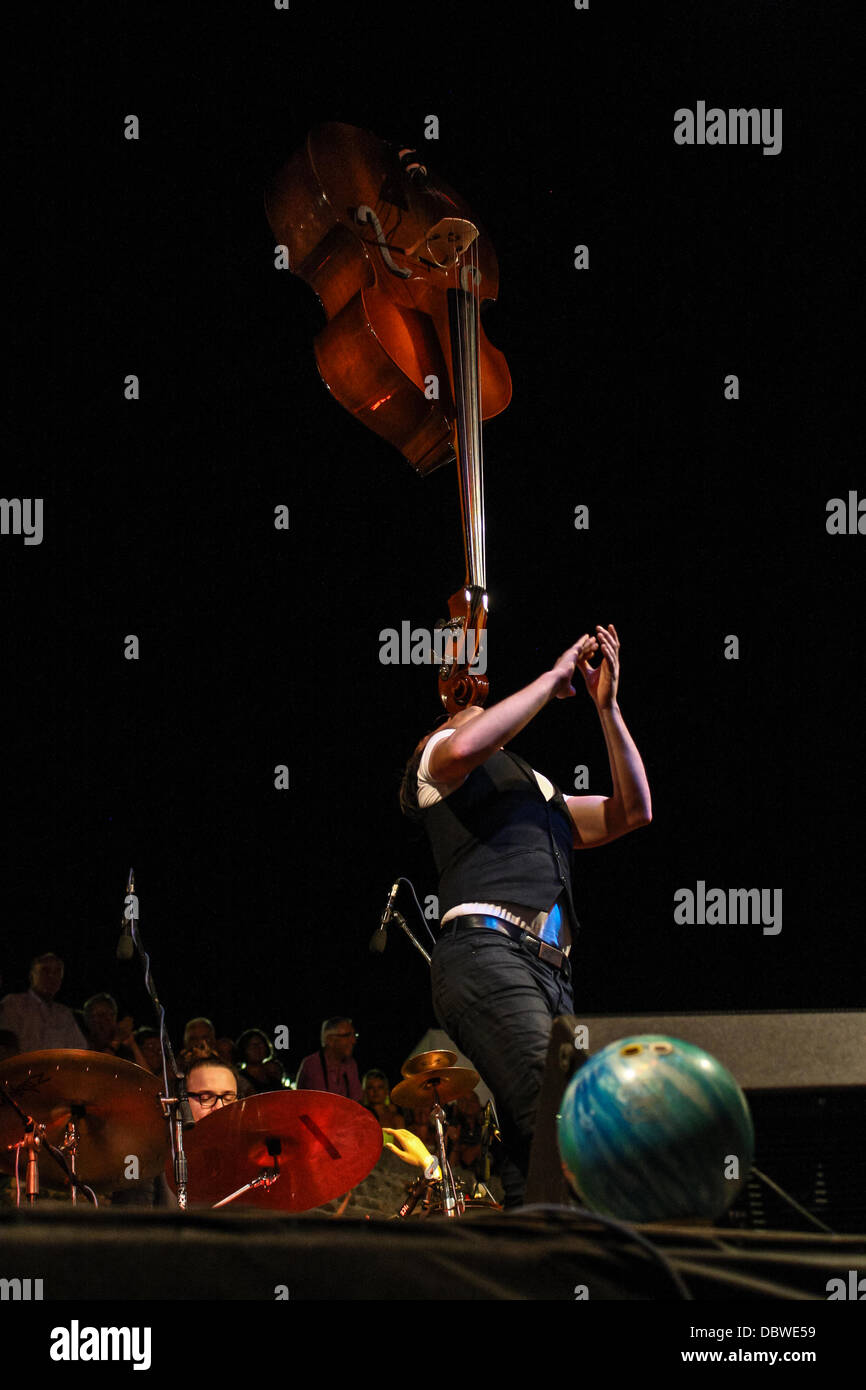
[537,939,563,968]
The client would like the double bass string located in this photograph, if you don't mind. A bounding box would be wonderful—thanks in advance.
[471,234,485,596]
[455,233,485,596]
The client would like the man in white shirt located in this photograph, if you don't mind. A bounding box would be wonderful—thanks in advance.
[0,953,88,1053]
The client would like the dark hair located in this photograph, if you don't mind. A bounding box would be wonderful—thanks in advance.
[185,1054,241,1088]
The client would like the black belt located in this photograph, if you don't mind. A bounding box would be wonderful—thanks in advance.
[446,913,571,972]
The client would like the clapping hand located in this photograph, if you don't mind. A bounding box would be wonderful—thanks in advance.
[576,623,620,709]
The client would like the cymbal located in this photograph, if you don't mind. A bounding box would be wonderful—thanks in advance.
[174,1090,383,1211]
[401,1049,457,1077]
[0,1049,167,1189]
[391,1066,479,1109]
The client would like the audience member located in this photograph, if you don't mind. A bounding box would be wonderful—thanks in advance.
[296,1017,362,1101]
[133,1026,163,1074]
[82,992,147,1066]
[406,1102,436,1149]
[449,1091,484,1173]
[215,1036,237,1066]
[362,1069,404,1127]
[0,954,88,1052]
[236,1028,288,1092]
[180,1016,217,1062]
[181,1017,253,1095]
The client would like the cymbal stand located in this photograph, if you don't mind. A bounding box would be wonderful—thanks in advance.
[429,1082,461,1218]
[1,1083,96,1206]
[59,1108,84,1205]
[212,1168,280,1208]
[21,1123,41,1204]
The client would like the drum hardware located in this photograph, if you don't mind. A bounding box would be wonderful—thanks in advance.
[392,1064,481,1219]
[0,1050,167,1202]
[401,1049,458,1077]
[58,1109,84,1204]
[212,1168,280,1208]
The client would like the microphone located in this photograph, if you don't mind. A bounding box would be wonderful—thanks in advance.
[369,879,400,954]
[117,867,137,961]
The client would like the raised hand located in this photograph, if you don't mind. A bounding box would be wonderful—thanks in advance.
[549,634,599,700]
[576,623,620,709]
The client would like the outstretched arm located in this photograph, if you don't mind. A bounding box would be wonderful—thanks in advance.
[566,624,652,849]
[428,633,600,784]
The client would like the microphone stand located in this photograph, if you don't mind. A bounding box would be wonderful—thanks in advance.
[123,873,193,1209]
[391,910,431,965]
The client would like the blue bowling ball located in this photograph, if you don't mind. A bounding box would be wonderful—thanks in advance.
[557,1035,754,1222]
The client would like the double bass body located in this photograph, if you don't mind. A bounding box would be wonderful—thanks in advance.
[265,122,511,478]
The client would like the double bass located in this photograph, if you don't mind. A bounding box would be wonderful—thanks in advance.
[265,123,511,711]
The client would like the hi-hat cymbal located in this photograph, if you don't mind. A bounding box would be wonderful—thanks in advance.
[0,1049,167,1189]
[401,1049,457,1077]
[391,1066,479,1109]
[172,1090,383,1211]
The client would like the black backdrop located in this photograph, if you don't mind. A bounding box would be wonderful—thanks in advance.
[3,2,862,1086]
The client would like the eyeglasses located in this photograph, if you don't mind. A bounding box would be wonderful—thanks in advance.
[331,1031,358,1040]
[188,1091,237,1109]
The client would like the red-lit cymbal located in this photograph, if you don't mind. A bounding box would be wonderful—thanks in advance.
[391,1067,479,1109]
[0,1049,166,1188]
[174,1090,383,1211]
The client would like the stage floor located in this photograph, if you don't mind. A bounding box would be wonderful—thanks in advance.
[2,1206,863,1301]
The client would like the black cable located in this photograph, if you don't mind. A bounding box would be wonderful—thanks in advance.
[513,1203,694,1300]
[750,1164,835,1235]
[398,876,438,948]
[41,1140,99,1207]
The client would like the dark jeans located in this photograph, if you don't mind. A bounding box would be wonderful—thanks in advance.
[431,924,574,1208]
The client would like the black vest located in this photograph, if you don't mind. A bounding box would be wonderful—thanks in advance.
[422,750,580,936]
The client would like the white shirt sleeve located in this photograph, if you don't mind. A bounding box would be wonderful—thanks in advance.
[417,728,461,808]
[417,728,554,806]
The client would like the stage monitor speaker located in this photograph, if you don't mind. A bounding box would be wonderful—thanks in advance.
[525,1009,866,1231]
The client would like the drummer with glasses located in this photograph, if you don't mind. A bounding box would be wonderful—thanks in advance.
[186,1057,239,1122]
